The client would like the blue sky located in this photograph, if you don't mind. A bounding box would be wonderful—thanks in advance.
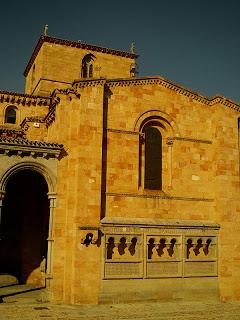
[0,0,240,102]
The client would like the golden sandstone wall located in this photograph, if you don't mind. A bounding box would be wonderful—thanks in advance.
[2,36,240,304]
[43,75,240,303]
[25,40,135,97]
[104,80,240,302]
[0,99,49,127]
[46,83,105,303]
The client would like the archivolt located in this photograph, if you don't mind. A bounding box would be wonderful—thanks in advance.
[134,109,180,136]
[0,161,56,193]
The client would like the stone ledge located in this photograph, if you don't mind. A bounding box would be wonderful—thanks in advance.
[101,217,220,229]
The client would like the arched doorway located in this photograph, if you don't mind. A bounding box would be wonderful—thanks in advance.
[0,169,50,286]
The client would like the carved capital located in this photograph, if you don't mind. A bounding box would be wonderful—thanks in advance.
[139,133,145,144]
[80,228,100,246]
[166,137,174,146]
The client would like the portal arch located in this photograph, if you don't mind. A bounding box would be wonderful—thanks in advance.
[0,161,57,288]
[0,161,56,194]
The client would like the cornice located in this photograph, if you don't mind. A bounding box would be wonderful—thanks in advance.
[51,87,81,100]
[24,36,137,77]
[73,79,106,88]
[106,77,240,111]
[0,126,25,138]
[45,108,56,128]
[20,116,46,131]
[0,90,50,107]
[0,137,64,158]
[44,87,81,128]
[210,96,240,111]
[101,217,220,229]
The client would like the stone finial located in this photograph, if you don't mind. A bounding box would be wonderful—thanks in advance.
[44,24,48,36]
[130,42,136,54]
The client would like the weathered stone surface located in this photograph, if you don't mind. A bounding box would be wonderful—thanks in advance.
[0,34,240,305]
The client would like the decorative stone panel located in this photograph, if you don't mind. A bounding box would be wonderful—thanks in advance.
[104,233,143,279]
[101,218,219,280]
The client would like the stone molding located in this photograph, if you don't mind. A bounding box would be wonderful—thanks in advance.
[51,87,81,100]
[20,116,46,131]
[106,77,240,111]
[0,137,63,158]
[0,126,25,138]
[106,128,212,145]
[133,109,180,136]
[107,128,139,135]
[24,35,137,77]
[101,217,220,229]
[73,79,106,88]
[45,108,56,128]
[106,192,214,202]
[101,219,219,279]
[0,90,50,106]
[167,136,212,145]
[44,87,81,128]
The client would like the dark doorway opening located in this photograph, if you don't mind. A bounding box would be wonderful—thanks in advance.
[0,169,49,286]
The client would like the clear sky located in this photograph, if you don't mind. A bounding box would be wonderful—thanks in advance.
[0,0,239,102]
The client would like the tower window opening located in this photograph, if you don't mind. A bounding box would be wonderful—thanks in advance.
[5,107,17,124]
[81,54,95,79]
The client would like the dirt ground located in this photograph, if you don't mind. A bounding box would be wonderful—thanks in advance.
[1,290,240,320]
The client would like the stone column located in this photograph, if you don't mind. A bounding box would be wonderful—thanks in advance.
[0,190,5,239]
[45,192,57,293]
[139,133,145,188]
[166,139,173,188]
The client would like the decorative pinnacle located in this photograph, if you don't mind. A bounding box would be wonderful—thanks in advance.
[130,42,136,54]
[44,24,48,36]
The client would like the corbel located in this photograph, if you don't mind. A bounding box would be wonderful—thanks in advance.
[79,226,101,246]
[166,137,174,146]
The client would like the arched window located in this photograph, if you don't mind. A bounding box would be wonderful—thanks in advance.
[136,111,177,192]
[143,125,162,190]
[81,54,95,79]
[5,106,17,124]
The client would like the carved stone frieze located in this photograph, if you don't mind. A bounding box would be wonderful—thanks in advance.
[73,79,106,89]
[0,137,64,159]
[101,218,219,280]
[0,91,50,107]
[20,116,46,131]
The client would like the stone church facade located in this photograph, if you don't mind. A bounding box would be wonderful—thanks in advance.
[0,35,239,304]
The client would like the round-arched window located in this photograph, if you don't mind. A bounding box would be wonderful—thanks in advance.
[81,54,95,79]
[5,106,17,124]
[143,125,162,190]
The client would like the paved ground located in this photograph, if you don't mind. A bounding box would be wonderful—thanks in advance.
[1,289,240,319]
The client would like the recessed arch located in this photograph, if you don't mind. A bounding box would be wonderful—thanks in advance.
[0,161,56,194]
[5,105,17,124]
[81,53,96,79]
[0,162,57,286]
[143,125,162,189]
[137,111,177,191]
[134,109,180,137]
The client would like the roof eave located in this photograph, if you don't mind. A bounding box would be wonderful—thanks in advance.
[24,35,138,77]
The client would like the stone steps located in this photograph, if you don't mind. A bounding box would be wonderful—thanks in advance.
[0,274,18,288]
[0,284,44,300]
